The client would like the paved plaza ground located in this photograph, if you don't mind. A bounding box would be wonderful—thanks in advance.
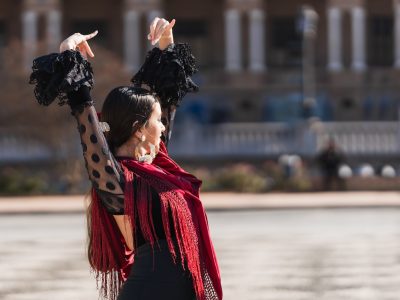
[1,192,400,214]
[1,193,400,300]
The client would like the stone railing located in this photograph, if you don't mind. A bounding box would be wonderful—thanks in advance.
[169,121,400,159]
[1,121,399,163]
[0,131,52,163]
[169,122,296,158]
[315,122,399,155]
[0,127,78,163]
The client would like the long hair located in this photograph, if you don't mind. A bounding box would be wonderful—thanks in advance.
[86,86,157,274]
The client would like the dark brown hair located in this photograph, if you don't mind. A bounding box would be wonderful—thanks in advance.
[101,86,158,153]
[86,86,157,270]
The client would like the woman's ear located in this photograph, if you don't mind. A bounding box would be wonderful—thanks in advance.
[133,129,142,140]
[132,121,141,139]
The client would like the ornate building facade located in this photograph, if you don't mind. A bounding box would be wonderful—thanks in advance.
[1,0,400,124]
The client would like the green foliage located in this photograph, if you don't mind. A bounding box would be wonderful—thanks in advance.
[0,160,89,196]
[0,168,48,195]
[0,160,315,195]
[213,164,271,193]
[187,161,313,193]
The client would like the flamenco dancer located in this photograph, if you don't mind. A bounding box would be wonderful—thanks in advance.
[29,17,222,300]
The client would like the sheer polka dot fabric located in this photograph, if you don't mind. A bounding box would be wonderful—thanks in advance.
[75,105,125,214]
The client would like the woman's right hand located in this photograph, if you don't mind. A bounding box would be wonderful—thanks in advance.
[148,18,175,49]
[59,31,98,59]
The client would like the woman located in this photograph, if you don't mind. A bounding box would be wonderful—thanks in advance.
[29,17,222,300]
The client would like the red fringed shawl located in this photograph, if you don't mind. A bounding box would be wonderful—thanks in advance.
[89,141,222,300]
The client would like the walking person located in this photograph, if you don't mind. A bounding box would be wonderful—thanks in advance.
[317,138,346,191]
[29,17,222,300]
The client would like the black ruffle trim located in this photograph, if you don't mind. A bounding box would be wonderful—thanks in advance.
[29,50,94,106]
[131,43,199,108]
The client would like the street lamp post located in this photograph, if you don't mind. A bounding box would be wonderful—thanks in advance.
[297,5,319,120]
[296,6,319,156]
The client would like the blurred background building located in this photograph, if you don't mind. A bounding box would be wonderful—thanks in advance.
[1,0,400,193]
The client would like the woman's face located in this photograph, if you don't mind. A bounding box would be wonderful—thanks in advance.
[143,102,166,146]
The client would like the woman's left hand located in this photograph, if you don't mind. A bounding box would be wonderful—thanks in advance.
[148,17,175,46]
[59,31,98,59]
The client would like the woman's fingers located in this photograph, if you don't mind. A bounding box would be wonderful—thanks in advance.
[60,31,98,55]
[148,17,175,45]
[154,19,166,34]
[165,19,176,32]
[76,44,87,59]
[75,31,97,58]
[83,30,98,41]
[155,19,175,44]
[156,19,175,38]
[81,40,95,58]
[149,18,160,40]
[153,23,168,44]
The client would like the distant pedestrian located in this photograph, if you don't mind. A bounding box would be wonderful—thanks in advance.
[317,138,346,191]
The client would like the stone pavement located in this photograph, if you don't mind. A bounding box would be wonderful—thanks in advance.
[1,208,400,300]
[0,191,400,214]
[213,209,400,300]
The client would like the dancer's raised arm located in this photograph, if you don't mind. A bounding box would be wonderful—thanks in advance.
[132,17,199,146]
[30,32,125,215]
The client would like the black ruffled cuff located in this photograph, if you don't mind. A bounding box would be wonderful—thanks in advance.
[67,85,93,114]
[29,50,94,107]
[131,43,199,108]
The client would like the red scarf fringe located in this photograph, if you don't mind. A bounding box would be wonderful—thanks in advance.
[89,189,133,300]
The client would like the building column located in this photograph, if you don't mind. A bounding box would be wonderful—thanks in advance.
[22,10,38,71]
[248,8,266,72]
[225,9,242,71]
[351,6,366,71]
[394,2,400,68]
[124,10,141,73]
[46,10,62,52]
[327,6,343,71]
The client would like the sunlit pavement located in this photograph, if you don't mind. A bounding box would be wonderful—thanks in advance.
[1,208,400,300]
[1,192,400,214]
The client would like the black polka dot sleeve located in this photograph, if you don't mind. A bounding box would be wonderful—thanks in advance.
[70,90,125,215]
[29,51,125,214]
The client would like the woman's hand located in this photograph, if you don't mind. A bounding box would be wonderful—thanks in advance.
[148,18,175,49]
[59,31,98,59]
